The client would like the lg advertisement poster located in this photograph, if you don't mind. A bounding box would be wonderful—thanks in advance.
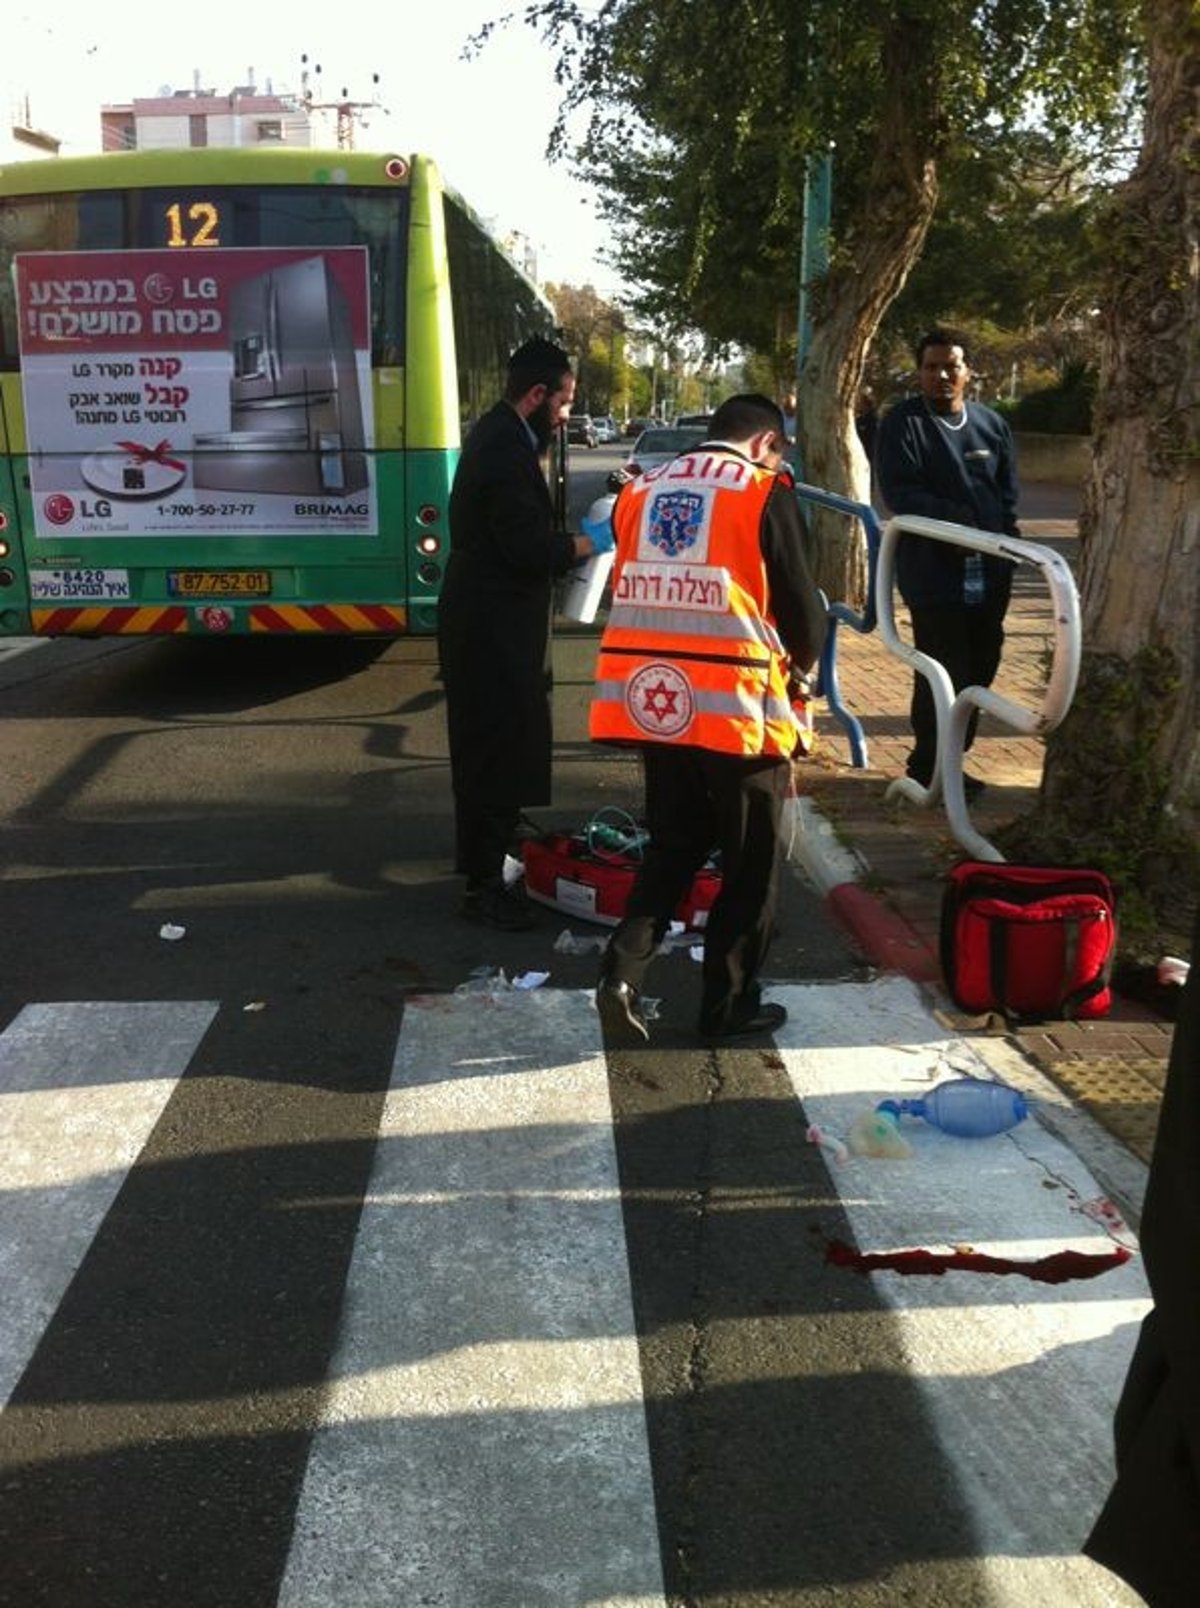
[15,246,378,538]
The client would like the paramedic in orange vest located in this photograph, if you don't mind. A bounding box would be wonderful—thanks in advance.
[590,393,827,1043]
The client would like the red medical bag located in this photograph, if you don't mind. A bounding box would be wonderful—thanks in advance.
[521,832,721,929]
[939,861,1117,1020]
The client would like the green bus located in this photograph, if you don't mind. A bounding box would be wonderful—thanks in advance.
[0,147,558,639]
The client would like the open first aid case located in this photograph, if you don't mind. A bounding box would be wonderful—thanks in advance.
[521,829,721,929]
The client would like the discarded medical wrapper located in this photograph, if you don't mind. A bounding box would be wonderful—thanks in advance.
[848,1108,913,1159]
[806,1123,850,1164]
[554,928,608,956]
[1157,954,1191,988]
[454,967,512,998]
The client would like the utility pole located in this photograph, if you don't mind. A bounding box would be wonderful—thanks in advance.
[605,305,625,418]
[794,145,832,476]
[299,56,382,150]
[793,11,833,477]
[796,149,833,385]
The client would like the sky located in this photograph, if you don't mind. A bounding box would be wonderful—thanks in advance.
[13,1,616,291]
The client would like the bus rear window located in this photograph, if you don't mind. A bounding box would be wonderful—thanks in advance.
[0,185,407,368]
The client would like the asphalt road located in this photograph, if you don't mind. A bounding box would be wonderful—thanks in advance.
[0,445,1141,1607]
[0,459,894,1608]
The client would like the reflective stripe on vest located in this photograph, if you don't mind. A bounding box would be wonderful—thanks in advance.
[590,657,796,752]
[593,672,793,724]
[607,596,787,655]
[589,452,797,757]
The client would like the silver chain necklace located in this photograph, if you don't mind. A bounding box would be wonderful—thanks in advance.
[926,400,968,432]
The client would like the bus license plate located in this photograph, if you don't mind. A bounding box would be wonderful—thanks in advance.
[167,570,271,597]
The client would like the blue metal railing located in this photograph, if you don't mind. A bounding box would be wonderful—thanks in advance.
[793,482,882,769]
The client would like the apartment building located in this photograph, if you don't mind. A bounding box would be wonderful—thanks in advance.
[101,77,311,153]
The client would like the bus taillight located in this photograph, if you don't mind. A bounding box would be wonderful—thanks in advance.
[0,568,14,588]
[418,561,441,587]
[384,157,409,181]
[418,534,441,555]
[417,504,439,524]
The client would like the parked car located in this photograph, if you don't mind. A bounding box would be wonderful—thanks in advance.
[617,425,708,479]
[592,415,619,444]
[622,417,646,437]
[566,414,599,448]
[673,412,714,430]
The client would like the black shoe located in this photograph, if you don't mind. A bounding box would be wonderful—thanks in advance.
[596,979,650,1044]
[460,882,537,932]
[699,1002,788,1040]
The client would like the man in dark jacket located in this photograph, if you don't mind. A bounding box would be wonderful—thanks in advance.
[875,328,1019,796]
[1084,904,1200,1605]
[439,337,612,930]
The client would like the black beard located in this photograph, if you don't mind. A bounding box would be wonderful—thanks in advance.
[528,399,557,452]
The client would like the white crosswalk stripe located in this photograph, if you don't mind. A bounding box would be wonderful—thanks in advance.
[0,985,1148,1606]
[772,977,1149,1608]
[278,988,666,1608]
[0,1000,219,1408]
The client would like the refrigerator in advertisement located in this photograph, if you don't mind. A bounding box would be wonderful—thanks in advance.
[195,255,368,496]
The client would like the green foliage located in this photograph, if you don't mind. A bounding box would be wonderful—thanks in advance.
[879,126,1118,360]
[1008,366,1098,433]
[546,282,631,413]
[513,0,1141,357]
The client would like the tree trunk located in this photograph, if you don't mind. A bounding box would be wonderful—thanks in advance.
[1030,0,1199,942]
[797,12,941,605]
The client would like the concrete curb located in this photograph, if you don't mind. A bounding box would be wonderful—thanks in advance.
[785,794,940,984]
[826,882,941,983]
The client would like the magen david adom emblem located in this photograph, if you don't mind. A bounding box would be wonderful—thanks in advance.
[648,489,704,557]
[626,662,695,738]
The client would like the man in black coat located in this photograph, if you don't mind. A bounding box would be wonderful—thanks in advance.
[439,337,611,930]
[874,327,1019,797]
[1085,903,1200,1605]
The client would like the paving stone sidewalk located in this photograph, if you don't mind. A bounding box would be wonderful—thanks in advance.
[799,508,1177,1167]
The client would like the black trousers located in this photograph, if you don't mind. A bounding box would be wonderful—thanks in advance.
[905,598,1007,784]
[454,797,520,891]
[601,746,789,1032]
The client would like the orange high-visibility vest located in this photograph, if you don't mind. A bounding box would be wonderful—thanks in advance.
[589,447,799,757]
